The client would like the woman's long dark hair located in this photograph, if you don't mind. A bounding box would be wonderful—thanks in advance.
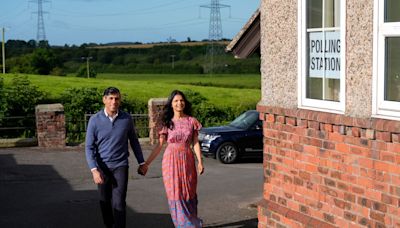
[163,90,192,129]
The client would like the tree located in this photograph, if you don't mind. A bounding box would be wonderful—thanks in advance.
[30,48,59,75]
[180,48,193,60]
[37,40,50,48]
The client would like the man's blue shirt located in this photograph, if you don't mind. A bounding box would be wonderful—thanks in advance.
[85,109,145,170]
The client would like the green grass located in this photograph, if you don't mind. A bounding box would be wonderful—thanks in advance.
[97,73,261,89]
[2,73,261,108]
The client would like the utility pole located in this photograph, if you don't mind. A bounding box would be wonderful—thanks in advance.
[2,27,5,74]
[170,55,176,69]
[82,56,93,78]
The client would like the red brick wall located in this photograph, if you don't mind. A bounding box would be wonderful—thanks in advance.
[257,105,400,228]
[35,104,66,148]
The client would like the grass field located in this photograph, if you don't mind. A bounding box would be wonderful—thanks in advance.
[2,73,261,108]
[91,41,230,49]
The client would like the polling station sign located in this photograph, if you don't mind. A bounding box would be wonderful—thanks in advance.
[309,31,341,79]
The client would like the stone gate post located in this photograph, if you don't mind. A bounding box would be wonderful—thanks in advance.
[35,104,66,148]
[148,98,168,145]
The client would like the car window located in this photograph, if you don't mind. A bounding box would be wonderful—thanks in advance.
[229,111,259,129]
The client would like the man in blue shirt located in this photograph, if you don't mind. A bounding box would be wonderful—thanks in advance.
[85,87,146,228]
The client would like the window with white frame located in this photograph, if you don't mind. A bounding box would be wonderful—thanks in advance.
[373,0,400,119]
[299,0,345,113]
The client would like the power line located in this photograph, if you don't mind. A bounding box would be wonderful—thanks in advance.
[51,0,197,17]
[48,18,208,32]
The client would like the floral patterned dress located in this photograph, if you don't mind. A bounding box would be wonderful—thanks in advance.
[159,116,202,228]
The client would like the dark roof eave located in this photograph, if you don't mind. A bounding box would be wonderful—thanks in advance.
[226,8,261,59]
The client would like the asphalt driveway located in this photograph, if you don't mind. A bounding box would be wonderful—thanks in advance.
[0,142,262,228]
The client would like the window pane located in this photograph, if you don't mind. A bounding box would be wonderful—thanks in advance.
[324,0,340,27]
[307,77,323,99]
[385,37,400,102]
[325,78,340,101]
[306,77,340,101]
[307,0,322,28]
[385,0,400,22]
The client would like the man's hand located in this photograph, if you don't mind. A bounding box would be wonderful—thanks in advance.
[91,169,104,184]
[137,164,148,176]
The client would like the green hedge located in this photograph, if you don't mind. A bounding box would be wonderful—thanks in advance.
[1,77,256,143]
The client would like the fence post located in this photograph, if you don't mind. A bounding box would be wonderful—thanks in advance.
[148,98,168,145]
[35,103,66,148]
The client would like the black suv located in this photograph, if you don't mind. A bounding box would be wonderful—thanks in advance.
[198,110,263,164]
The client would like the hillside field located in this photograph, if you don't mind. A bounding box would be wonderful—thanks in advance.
[2,73,261,108]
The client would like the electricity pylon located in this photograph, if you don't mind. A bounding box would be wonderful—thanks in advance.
[31,0,49,43]
[200,0,230,74]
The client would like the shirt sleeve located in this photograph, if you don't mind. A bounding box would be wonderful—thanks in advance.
[191,117,202,140]
[191,117,202,131]
[158,125,168,140]
[85,116,98,170]
[128,116,145,164]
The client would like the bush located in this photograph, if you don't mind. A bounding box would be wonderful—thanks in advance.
[193,103,236,127]
[195,103,259,127]
[0,75,46,138]
[60,87,103,143]
[182,89,208,106]
[50,67,66,76]
[4,75,46,116]
[61,87,103,119]
[120,97,148,114]
[60,88,151,142]
[0,77,5,119]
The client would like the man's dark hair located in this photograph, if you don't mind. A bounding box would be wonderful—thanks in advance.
[103,87,120,96]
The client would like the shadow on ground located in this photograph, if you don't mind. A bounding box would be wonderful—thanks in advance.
[204,218,258,228]
[237,157,263,164]
[0,154,173,228]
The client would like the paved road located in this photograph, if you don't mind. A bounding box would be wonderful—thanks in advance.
[0,143,263,228]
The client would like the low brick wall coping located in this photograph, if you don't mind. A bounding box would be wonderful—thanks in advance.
[257,105,400,133]
[35,103,64,113]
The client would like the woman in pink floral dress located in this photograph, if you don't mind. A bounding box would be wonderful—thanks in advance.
[141,90,204,227]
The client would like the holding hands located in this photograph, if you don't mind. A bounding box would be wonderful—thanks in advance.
[137,163,149,176]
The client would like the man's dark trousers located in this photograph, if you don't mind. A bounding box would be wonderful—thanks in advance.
[98,166,128,228]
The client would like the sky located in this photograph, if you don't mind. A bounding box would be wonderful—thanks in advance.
[0,0,260,46]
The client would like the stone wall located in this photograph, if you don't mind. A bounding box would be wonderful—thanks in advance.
[148,98,168,145]
[257,105,400,227]
[35,104,66,148]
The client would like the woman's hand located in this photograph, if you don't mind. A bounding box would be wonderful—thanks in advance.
[197,162,204,175]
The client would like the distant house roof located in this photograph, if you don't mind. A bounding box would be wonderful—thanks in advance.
[225,8,260,59]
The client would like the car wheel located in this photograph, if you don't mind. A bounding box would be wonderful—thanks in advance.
[217,142,238,164]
